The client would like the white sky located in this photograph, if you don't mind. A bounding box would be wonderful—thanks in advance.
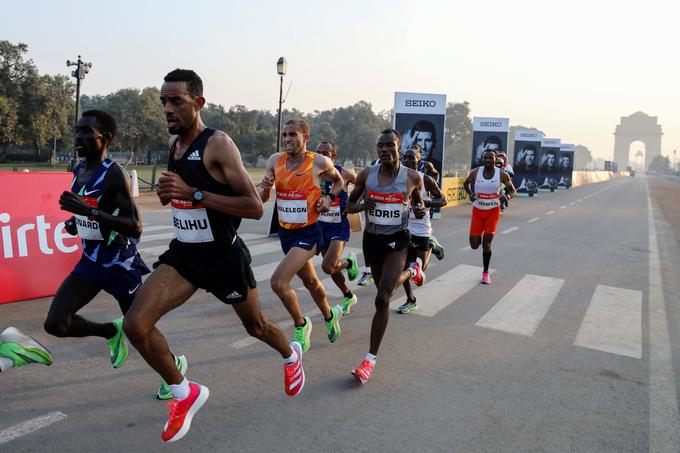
[5,0,679,160]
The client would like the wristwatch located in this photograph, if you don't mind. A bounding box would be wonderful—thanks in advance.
[327,193,337,202]
[90,208,99,218]
[192,190,204,206]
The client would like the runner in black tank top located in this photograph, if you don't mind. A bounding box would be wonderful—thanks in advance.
[123,69,305,444]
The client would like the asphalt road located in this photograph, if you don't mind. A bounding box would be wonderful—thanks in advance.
[1,175,679,452]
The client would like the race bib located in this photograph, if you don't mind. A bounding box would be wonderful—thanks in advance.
[75,196,103,241]
[475,192,500,209]
[277,189,308,225]
[367,191,404,226]
[171,199,214,243]
[318,198,341,223]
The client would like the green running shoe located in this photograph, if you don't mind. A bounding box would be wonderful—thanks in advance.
[157,354,188,400]
[325,305,343,343]
[345,254,359,281]
[397,298,418,314]
[106,317,128,369]
[0,327,53,368]
[294,316,312,353]
[341,294,358,315]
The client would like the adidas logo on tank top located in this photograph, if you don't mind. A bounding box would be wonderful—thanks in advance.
[187,150,200,161]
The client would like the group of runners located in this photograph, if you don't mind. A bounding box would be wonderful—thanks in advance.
[0,68,517,443]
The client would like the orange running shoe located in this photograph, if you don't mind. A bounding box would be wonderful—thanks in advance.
[409,259,426,287]
[351,359,375,384]
[161,381,209,442]
[284,341,305,397]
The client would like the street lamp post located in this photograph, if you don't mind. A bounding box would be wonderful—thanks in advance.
[66,55,92,170]
[275,57,288,153]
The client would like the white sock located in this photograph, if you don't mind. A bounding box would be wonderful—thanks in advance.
[363,267,371,273]
[169,377,191,400]
[0,356,13,372]
[365,353,377,363]
[283,349,298,365]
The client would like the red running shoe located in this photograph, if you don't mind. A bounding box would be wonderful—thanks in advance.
[351,359,375,384]
[481,271,491,285]
[161,381,209,442]
[284,341,305,397]
[409,259,426,287]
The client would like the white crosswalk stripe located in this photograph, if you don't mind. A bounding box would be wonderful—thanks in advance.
[390,264,485,316]
[573,285,642,359]
[475,274,565,336]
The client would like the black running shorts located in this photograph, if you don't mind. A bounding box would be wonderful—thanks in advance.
[154,237,256,304]
[362,230,411,266]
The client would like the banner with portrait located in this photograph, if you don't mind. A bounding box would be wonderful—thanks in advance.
[558,144,575,188]
[393,92,447,184]
[512,129,544,195]
[471,117,509,169]
[538,138,561,191]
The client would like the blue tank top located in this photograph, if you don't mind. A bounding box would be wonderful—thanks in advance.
[71,159,147,272]
[319,164,348,223]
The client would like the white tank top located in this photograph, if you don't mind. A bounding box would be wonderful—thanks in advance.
[473,166,501,210]
[408,172,431,237]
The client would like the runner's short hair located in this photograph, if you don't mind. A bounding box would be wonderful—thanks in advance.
[284,118,310,135]
[82,110,117,141]
[380,128,401,146]
[164,69,203,97]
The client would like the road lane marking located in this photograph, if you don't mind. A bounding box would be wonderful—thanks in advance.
[646,182,680,450]
[390,265,486,317]
[460,245,472,251]
[475,274,564,336]
[546,210,555,215]
[501,226,518,234]
[0,412,67,445]
[140,231,175,243]
[559,205,567,209]
[527,217,540,223]
[573,285,642,358]
[569,202,576,206]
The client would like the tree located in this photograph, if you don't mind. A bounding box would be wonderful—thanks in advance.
[574,145,593,170]
[648,154,670,173]
[444,101,472,172]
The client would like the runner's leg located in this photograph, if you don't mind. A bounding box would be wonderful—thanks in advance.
[321,240,350,295]
[231,288,292,357]
[270,246,319,325]
[369,248,411,355]
[44,273,114,339]
[123,264,197,385]
[296,258,331,320]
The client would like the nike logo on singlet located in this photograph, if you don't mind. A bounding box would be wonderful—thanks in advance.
[295,172,306,177]
[84,189,98,196]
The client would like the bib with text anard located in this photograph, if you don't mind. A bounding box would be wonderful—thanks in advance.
[171,199,214,243]
[276,189,308,225]
[367,191,404,226]
[75,196,103,240]
[318,197,341,224]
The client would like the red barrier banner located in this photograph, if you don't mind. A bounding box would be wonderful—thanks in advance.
[0,172,81,304]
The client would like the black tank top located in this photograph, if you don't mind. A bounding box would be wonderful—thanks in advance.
[168,128,242,248]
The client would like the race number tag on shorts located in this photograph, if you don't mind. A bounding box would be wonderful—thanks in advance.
[318,197,341,223]
[476,192,500,209]
[367,191,404,226]
[171,199,214,243]
[75,196,103,240]
[276,189,308,224]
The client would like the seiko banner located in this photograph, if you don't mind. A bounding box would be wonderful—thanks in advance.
[538,138,561,191]
[558,144,575,188]
[512,129,544,195]
[0,173,81,304]
[393,92,446,183]
[471,117,509,168]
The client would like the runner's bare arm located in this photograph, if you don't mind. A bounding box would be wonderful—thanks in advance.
[407,169,426,219]
[423,161,439,181]
[258,153,279,204]
[341,167,357,187]
[424,174,447,209]
[500,171,517,199]
[346,167,372,213]
[158,136,179,206]
[59,164,142,238]
[315,154,344,212]
[463,169,478,201]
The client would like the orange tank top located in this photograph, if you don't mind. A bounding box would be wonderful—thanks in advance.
[274,151,322,229]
